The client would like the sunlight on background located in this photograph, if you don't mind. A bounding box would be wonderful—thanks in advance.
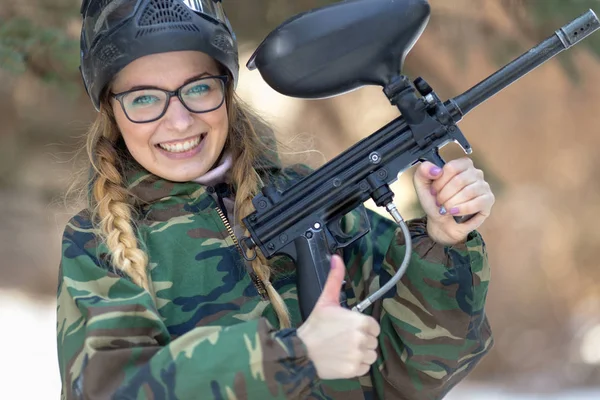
[0,292,61,398]
[580,324,600,365]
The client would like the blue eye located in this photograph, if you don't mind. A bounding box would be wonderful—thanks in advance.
[185,84,210,96]
[131,94,160,106]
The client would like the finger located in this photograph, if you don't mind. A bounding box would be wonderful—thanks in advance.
[430,158,475,195]
[448,193,495,217]
[360,316,381,337]
[413,162,444,215]
[440,180,490,212]
[360,335,379,351]
[315,254,346,308]
[356,363,372,377]
[414,161,444,186]
[362,349,378,365]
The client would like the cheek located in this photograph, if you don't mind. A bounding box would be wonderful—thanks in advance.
[206,105,229,141]
[113,108,157,157]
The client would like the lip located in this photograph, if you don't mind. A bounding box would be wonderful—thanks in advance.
[155,133,206,160]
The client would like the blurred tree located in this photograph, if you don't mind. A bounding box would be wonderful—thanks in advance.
[0,0,80,85]
[0,18,79,84]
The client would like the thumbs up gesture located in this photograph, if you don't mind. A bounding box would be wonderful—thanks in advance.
[297,255,381,379]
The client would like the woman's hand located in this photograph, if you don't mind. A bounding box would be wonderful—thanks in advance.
[297,255,380,380]
[413,157,495,246]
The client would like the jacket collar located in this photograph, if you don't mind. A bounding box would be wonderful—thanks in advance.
[126,168,207,206]
[123,148,282,208]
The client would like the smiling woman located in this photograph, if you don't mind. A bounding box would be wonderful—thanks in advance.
[56,1,496,399]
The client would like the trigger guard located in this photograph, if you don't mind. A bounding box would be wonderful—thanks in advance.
[326,205,372,249]
[419,148,446,168]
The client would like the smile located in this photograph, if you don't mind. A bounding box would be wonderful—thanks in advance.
[157,134,205,153]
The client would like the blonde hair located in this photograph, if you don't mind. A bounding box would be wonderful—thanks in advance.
[84,80,292,328]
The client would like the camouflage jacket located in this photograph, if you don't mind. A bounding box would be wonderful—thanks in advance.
[56,164,493,400]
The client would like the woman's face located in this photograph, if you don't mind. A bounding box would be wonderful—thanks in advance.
[110,51,229,182]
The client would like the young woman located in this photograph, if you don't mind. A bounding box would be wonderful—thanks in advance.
[57,1,495,399]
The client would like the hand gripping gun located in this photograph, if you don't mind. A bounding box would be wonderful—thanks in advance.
[240,0,600,321]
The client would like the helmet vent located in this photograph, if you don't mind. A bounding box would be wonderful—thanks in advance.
[136,0,199,37]
[212,32,235,54]
[97,43,122,66]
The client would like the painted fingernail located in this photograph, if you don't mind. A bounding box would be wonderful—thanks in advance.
[439,206,447,215]
[450,207,460,215]
[430,166,442,176]
[430,187,437,196]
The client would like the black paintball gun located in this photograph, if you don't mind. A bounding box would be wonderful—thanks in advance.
[240,0,600,321]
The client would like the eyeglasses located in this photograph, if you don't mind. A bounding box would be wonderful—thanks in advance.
[111,75,229,123]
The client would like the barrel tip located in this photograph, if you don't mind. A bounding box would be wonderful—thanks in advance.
[589,9,599,22]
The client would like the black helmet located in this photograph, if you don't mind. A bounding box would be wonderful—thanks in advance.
[80,0,239,111]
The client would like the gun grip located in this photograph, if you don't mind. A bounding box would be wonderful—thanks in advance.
[420,150,476,224]
[294,229,332,321]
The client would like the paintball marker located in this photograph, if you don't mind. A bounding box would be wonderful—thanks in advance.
[240,0,600,321]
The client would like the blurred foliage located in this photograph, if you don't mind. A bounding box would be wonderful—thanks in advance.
[0,17,79,83]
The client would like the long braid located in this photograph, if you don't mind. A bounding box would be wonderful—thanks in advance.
[87,108,149,290]
[228,92,292,329]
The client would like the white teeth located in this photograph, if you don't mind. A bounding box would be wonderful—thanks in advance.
[158,136,202,153]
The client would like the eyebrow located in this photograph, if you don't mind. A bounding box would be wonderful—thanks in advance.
[125,72,214,92]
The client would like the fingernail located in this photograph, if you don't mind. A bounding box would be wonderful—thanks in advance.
[430,187,437,196]
[450,207,460,215]
[439,206,447,215]
[430,166,442,176]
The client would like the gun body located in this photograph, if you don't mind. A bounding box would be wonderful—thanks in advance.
[244,78,472,320]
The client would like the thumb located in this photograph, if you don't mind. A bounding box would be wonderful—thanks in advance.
[315,254,346,308]
[413,161,443,214]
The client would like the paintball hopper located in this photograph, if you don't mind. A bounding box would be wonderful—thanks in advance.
[246,0,430,98]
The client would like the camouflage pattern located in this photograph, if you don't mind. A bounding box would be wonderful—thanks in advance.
[56,164,493,400]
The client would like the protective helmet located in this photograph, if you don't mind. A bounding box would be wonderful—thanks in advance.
[79,0,239,111]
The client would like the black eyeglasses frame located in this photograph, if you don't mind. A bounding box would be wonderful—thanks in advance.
[110,75,229,124]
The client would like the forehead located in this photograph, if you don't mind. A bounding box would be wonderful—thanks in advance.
[111,51,220,91]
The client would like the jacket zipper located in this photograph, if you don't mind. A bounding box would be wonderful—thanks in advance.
[214,206,268,299]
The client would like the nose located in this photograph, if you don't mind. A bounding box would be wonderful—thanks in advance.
[162,97,194,132]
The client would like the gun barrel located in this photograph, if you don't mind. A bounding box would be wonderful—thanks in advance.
[449,9,600,118]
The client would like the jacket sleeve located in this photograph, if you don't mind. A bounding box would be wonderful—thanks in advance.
[56,220,317,400]
[341,209,493,400]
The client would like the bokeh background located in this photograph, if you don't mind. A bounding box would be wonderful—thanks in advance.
[1,0,600,398]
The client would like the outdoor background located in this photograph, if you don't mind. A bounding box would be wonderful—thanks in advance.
[1,0,600,398]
